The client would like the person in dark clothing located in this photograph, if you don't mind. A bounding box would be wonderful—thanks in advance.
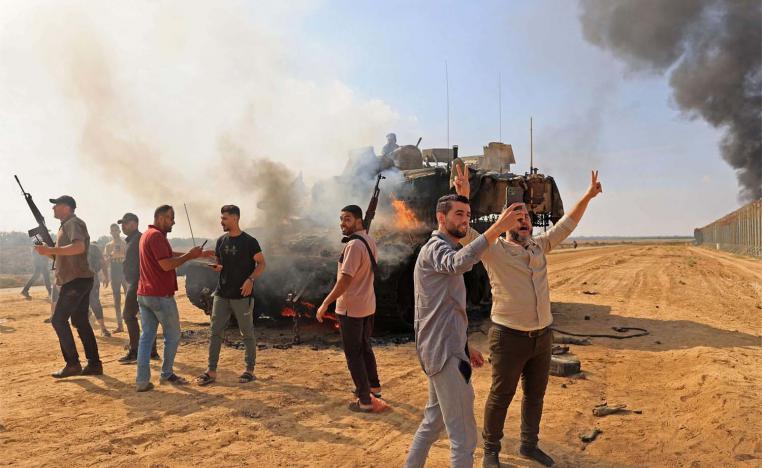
[86,241,111,337]
[196,205,266,386]
[35,195,102,378]
[20,245,52,299]
[116,213,157,364]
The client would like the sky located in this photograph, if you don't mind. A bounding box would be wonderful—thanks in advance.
[0,0,745,239]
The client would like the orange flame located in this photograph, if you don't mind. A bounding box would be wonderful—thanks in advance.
[392,199,422,230]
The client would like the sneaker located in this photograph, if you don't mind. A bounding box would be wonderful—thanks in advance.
[519,446,554,467]
[52,364,82,378]
[20,290,31,300]
[118,353,137,365]
[160,374,188,385]
[136,382,154,392]
[81,361,104,376]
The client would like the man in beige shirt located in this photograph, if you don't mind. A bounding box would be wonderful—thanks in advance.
[455,167,603,467]
[104,223,128,332]
[317,204,384,413]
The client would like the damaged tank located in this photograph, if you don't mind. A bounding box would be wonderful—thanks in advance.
[182,138,564,330]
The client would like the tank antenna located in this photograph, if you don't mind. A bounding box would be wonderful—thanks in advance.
[183,203,196,246]
[530,117,534,174]
[445,61,450,148]
[499,73,502,142]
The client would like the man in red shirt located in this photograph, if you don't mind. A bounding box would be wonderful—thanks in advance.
[135,205,213,392]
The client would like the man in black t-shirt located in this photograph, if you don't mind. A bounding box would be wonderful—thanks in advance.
[196,205,266,386]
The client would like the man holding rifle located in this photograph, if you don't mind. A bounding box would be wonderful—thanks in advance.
[34,195,102,378]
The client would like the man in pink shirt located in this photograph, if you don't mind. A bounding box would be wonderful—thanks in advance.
[317,204,382,413]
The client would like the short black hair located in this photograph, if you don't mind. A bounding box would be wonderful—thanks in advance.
[341,205,363,220]
[221,205,240,217]
[154,204,173,219]
[436,194,470,215]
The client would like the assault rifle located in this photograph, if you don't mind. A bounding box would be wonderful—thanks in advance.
[363,173,385,234]
[14,175,56,269]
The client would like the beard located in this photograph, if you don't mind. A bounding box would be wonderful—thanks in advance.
[445,221,468,239]
[509,227,531,244]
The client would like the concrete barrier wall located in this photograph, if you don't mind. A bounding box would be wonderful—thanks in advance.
[694,199,762,258]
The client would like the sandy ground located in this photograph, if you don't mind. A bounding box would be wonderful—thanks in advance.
[1,244,760,467]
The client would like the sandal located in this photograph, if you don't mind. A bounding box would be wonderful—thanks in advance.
[348,400,374,413]
[239,371,256,383]
[196,372,215,386]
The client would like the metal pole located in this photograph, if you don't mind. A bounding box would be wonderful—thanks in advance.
[499,73,502,142]
[183,203,196,246]
[446,61,450,148]
[530,117,534,173]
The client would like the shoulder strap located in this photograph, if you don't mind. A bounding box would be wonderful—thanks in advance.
[342,234,378,274]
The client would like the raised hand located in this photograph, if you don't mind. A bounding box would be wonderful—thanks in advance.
[495,203,527,233]
[585,170,603,199]
[453,162,470,198]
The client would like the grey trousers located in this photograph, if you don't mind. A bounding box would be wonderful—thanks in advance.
[405,356,477,468]
[208,296,256,371]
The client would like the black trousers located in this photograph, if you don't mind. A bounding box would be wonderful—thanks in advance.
[338,314,380,405]
[123,281,156,355]
[482,323,552,453]
[23,263,51,295]
[51,277,100,366]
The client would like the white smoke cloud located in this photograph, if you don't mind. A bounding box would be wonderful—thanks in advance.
[0,0,414,237]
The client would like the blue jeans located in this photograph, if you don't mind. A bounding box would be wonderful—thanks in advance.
[136,295,181,384]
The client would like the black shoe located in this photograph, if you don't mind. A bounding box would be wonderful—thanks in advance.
[20,290,31,300]
[43,318,51,324]
[81,362,103,376]
[52,364,82,378]
[519,446,554,467]
[118,352,137,364]
[160,374,188,385]
[482,450,501,468]
[150,353,161,361]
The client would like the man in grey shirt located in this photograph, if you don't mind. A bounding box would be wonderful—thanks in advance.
[405,193,524,468]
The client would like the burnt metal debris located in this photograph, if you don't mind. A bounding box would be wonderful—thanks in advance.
[182,137,565,331]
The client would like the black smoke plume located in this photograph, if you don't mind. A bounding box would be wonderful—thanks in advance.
[579,0,762,201]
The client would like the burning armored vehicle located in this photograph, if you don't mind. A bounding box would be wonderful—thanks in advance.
[183,138,564,329]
